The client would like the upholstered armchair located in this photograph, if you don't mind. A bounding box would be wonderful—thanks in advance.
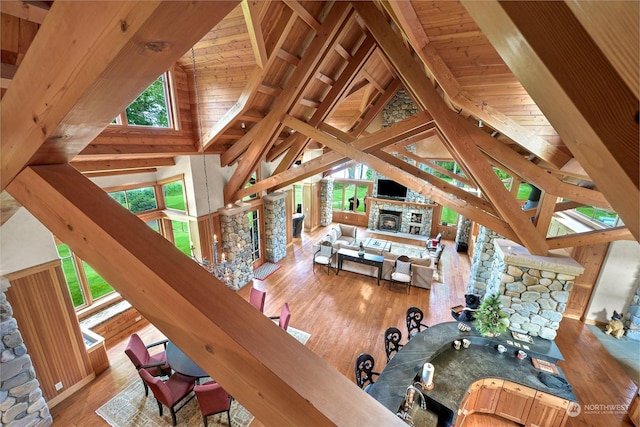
[194,381,232,427]
[313,240,336,274]
[390,255,412,294]
[138,368,196,426]
[125,333,171,396]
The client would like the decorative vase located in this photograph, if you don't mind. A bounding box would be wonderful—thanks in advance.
[358,242,365,257]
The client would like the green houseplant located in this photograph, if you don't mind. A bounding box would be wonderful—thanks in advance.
[473,293,509,337]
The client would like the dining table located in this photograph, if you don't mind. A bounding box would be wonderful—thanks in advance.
[165,341,208,378]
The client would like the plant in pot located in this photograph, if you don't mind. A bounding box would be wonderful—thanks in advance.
[473,293,509,337]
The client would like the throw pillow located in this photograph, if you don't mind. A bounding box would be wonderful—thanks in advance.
[319,244,333,257]
[396,260,411,275]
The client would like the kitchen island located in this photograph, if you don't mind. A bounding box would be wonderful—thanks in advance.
[368,322,578,426]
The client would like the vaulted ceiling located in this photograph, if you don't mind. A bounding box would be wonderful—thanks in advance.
[1,2,638,425]
[1,1,638,254]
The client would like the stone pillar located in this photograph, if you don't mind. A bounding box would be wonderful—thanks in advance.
[467,226,505,296]
[218,205,254,290]
[455,215,472,252]
[489,240,585,340]
[0,277,52,427]
[319,178,333,227]
[263,192,287,263]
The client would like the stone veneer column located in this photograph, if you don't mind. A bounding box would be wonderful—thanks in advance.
[0,277,52,427]
[489,240,585,340]
[467,226,505,296]
[218,205,254,290]
[263,192,287,263]
[319,178,333,227]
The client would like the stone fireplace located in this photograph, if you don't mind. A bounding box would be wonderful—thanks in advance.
[485,239,585,340]
[367,198,434,237]
[379,210,401,232]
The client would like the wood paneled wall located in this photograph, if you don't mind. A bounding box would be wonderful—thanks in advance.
[5,260,94,407]
[565,243,609,321]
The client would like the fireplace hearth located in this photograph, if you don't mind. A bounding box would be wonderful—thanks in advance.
[379,210,401,232]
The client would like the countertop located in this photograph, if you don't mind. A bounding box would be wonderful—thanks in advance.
[368,322,576,419]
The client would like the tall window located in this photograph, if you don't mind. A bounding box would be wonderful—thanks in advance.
[112,72,175,128]
[332,181,369,213]
[55,241,115,309]
[294,184,303,213]
[162,180,186,212]
[248,209,261,263]
[58,176,190,312]
[575,206,618,226]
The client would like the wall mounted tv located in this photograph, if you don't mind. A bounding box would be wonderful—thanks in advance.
[377,179,407,200]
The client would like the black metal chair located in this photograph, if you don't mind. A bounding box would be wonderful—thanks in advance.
[406,306,429,339]
[384,327,404,362]
[354,353,380,391]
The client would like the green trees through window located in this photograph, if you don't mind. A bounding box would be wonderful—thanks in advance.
[124,75,170,127]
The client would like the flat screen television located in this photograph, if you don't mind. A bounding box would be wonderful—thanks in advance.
[377,179,407,200]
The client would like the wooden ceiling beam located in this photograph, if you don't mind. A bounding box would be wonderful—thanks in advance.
[283,0,321,32]
[1,1,240,192]
[203,12,298,151]
[381,0,571,169]
[0,0,48,24]
[353,2,548,254]
[270,35,376,172]
[7,163,405,427]
[285,115,517,240]
[0,63,17,89]
[241,0,268,69]
[238,113,434,199]
[70,157,176,173]
[350,78,401,135]
[546,226,634,250]
[463,0,639,241]
[223,3,353,204]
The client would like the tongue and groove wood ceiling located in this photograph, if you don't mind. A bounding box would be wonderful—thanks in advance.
[1,1,638,254]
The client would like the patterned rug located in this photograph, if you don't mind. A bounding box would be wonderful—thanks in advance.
[97,327,310,427]
[253,262,282,280]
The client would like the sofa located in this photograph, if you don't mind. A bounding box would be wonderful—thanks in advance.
[313,231,434,289]
[325,224,357,246]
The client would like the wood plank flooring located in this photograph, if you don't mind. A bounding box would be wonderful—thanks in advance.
[50,225,637,426]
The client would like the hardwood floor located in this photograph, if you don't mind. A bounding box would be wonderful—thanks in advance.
[50,224,637,426]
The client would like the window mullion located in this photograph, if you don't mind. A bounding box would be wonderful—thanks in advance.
[73,253,94,307]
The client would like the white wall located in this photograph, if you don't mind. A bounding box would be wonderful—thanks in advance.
[585,240,640,322]
[0,208,58,275]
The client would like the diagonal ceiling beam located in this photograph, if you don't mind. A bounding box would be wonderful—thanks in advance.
[462,0,639,241]
[270,35,377,173]
[236,113,435,199]
[284,115,517,241]
[241,0,268,69]
[1,1,240,192]
[7,163,405,427]
[354,2,547,254]
[223,3,352,204]
[381,0,572,169]
[546,227,634,250]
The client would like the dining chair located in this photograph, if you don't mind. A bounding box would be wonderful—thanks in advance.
[406,306,429,339]
[194,380,232,427]
[249,286,266,313]
[269,302,291,331]
[138,368,196,426]
[313,240,335,274]
[390,255,412,294]
[383,327,404,362]
[125,333,171,396]
[354,353,380,391]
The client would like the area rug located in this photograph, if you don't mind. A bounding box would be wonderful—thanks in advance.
[97,328,310,427]
[253,262,281,280]
[586,324,640,384]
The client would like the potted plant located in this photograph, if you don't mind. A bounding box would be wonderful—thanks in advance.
[473,293,509,337]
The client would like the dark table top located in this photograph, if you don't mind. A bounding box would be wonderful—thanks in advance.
[368,322,576,419]
[337,247,384,262]
[166,341,208,378]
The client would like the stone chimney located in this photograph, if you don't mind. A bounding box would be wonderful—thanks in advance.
[487,240,585,340]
